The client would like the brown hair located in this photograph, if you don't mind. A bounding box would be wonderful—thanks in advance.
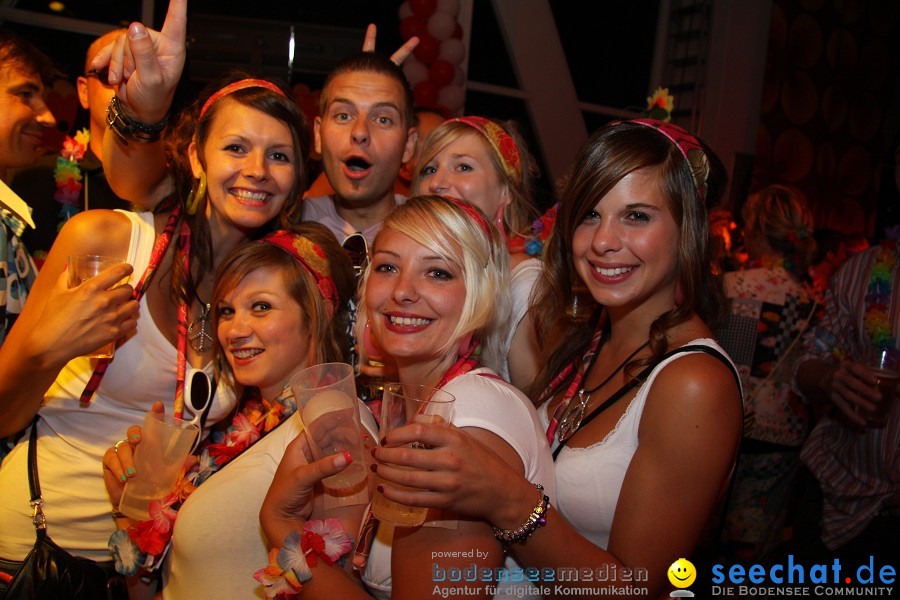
[530,120,727,398]
[742,184,816,277]
[211,222,355,395]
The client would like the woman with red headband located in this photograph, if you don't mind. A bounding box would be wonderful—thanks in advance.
[259,195,555,599]
[102,223,363,598]
[0,28,311,592]
[368,121,743,598]
[413,117,545,388]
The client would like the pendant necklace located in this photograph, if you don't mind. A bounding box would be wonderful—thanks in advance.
[556,339,650,443]
[187,286,214,354]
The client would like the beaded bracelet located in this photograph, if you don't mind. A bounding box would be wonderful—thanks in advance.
[492,483,550,544]
[105,96,168,145]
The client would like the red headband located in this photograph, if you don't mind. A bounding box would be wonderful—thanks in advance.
[629,119,709,204]
[441,195,492,240]
[260,230,339,310]
[199,79,288,120]
[446,116,522,185]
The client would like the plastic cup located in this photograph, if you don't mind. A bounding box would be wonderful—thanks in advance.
[861,348,899,428]
[371,383,455,527]
[67,254,126,358]
[118,412,199,520]
[291,363,368,493]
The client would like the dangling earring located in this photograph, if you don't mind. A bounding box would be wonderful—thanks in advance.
[186,171,207,215]
[494,204,508,243]
[674,280,684,306]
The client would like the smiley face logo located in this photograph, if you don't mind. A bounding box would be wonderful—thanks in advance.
[668,558,696,588]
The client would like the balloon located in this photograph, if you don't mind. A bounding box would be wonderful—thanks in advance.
[414,80,440,107]
[409,0,437,19]
[399,16,428,41]
[398,1,413,19]
[403,57,428,86]
[413,33,440,65]
[428,59,455,87]
[438,84,465,112]
[436,0,460,16]
[427,12,456,41]
[439,38,466,65]
[452,66,466,86]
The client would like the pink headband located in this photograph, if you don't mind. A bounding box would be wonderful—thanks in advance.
[446,116,522,185]
[440,195,492,240]
[199,79,288,120]
[630,119,709,204]
[261,230,339,310]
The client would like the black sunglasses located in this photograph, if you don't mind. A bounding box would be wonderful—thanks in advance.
[342,232,369,278]
[184,368,216,452]
[86,67,111,85]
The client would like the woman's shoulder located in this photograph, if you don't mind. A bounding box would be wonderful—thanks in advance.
[445,368,537,417]
[56,209,135,257]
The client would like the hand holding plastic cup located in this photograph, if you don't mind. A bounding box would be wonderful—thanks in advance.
[860,347,899,428]
[118,412,198,520]
[371,383,455,527]
[291,363,368,493]
[67,254,127,358]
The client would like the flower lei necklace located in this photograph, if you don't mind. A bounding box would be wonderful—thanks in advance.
[508,203,558,258]
[108,384,299,575]
[864,239,897,351]
[53,128,90,230]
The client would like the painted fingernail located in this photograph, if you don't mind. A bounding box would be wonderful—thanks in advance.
[379,436,387,446]
[119,474,127,482]
[130,434,140,442]
[376,485,384,494]
[361,433,370,439]
[370,464,377,473]
[370,447,377,458]
[126,467,135,476]
[343,451,353,465]
[334,452,349,468]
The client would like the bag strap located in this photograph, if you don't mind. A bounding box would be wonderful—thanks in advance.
[552,344,741,460]
[26,415,47,535]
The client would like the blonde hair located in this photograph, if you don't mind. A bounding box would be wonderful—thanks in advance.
[743,184,816,274]
[356,195,511,372]
[412,119,538,239]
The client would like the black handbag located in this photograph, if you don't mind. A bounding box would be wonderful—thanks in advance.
[0,418,127,600]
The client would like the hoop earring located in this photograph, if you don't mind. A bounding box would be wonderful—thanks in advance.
[494,204,508,243]
[186,171,207,216]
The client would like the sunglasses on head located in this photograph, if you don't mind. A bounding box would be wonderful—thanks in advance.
[342,232,369,278]
[86,67,111,85]
[184,367,216,452]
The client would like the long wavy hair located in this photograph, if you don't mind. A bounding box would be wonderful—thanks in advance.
[529,120,727,399]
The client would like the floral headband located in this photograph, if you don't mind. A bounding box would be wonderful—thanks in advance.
[630,118,709,205]
[446,116,522,186]
[261,230,338,310]
[199,79,288,120]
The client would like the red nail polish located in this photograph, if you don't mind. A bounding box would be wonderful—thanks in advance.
[343,451,353,464]
[370,463,377,472]
[376,485,384,494]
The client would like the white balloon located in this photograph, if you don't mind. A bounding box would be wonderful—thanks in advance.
[398,1,413,19]
[439,38,466,65]
[437,0,460,16]
[438,84,465,112]
[428,12,456,41]
[453,66,466,86]
[403,57,428,86]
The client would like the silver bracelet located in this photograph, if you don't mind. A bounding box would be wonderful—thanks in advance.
[492,483,549,544]
[105,95,167,145]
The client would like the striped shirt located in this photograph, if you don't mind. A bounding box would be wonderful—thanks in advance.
[799,244,900,550]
